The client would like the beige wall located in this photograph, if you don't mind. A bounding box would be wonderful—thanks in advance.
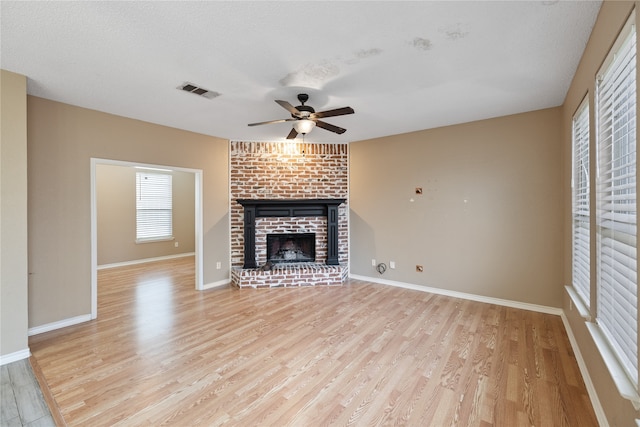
[562,1,640,425]
[27,97,229,328]
[0,70,29,359]
[350,107,563,307]
[96,164,195,265]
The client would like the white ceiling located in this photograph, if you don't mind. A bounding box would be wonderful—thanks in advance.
[1,1,602,144]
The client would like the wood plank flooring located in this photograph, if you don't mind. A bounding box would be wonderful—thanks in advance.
[29,257,598,426]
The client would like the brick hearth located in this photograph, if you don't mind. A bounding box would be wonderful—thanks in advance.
[231,263,348,288]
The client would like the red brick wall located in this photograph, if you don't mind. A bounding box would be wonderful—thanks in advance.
[230,141,348,267]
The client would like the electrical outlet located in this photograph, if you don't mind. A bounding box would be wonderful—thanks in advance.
[174,242,179,248]
[390,261,396,269]
[416,265,423,272]
[372,259,376,266]
[216,261,221,270]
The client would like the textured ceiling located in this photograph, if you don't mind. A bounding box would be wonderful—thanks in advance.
[1,1,602,143]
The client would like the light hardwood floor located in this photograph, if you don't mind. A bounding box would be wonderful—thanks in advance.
[29,257,598,426]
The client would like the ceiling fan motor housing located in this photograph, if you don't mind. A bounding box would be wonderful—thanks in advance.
[294,94,315,118]
[294,104,315,118]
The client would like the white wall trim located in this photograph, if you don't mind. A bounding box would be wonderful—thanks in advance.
[194,168,204,291]
[202,278,231,290]
[97,252,196,270]
[564,285,591,320]
[349,274,563,315]
[28,314,92,336]
[560,313,609,426]
[0,348,31,366]
[586,322,640,410]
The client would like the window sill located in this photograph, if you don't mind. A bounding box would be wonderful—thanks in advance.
[135,236,174,244]
[565,285,591,320]
[586,322,640,410]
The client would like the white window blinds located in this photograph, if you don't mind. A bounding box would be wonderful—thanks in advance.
[573,99,591,306]
[136,172,173,242]
[596,19,637,385]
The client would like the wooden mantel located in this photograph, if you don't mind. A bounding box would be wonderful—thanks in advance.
[236,199,346,269]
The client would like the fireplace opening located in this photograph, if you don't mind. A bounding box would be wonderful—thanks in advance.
[267,233,315,264]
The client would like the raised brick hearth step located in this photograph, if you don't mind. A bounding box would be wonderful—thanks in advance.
[231,263,348,288]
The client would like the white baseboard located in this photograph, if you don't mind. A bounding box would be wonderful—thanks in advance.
[348,274,563,315]
[560,313,608,426]
[28,314,92,336]
[0,348,31,366]
[98,252,196,270]
[202,278,230,290]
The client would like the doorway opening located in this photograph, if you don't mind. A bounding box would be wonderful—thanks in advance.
[90,158,204,319]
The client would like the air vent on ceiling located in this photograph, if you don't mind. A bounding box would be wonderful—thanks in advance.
[178,82,221,100]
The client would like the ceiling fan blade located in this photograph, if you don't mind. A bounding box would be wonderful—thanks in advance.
[286,128,298,139]
[248,118,295,127]
[315,120,347,134]
[276,100,301,116]
[312,106,354,119]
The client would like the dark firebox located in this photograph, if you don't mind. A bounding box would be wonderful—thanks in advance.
[266,233,315,264]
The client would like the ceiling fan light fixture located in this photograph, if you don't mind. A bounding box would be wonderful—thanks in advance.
[293,119,316,135]
[247,94,354,139]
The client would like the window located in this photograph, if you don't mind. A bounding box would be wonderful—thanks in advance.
[595,14,637,388]
[136,172,173,242]
[572,98,591,307]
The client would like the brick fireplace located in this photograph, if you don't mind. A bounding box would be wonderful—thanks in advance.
[230,141,348,288]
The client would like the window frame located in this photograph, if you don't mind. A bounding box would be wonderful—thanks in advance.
[135,171,174,243]
[572,96,591,312]
[590,9,640,405]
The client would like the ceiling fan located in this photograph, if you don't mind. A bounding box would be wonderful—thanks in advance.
[248,93,354,139]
